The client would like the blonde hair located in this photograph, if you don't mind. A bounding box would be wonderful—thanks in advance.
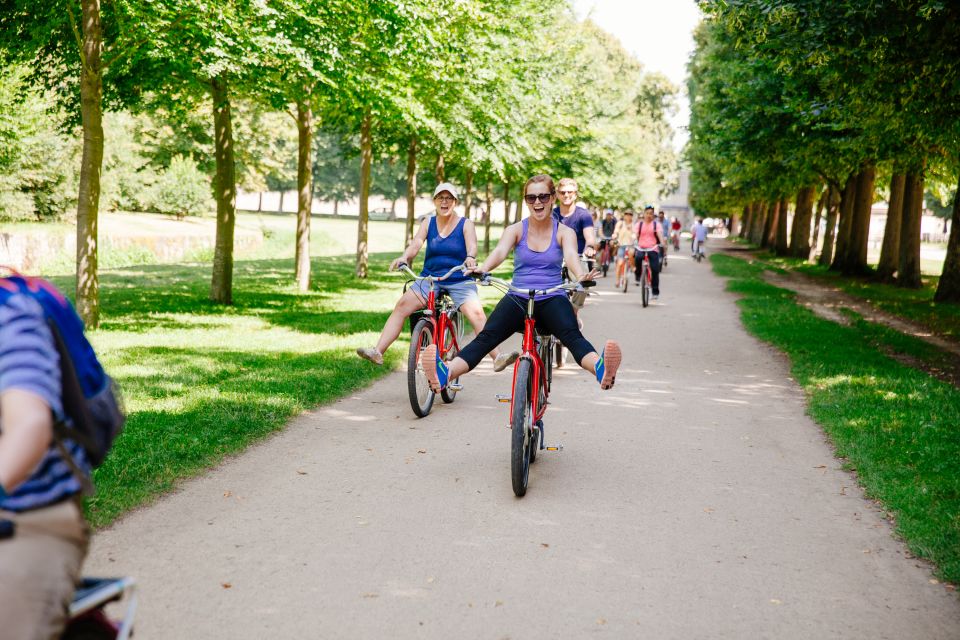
[557,178,578,191]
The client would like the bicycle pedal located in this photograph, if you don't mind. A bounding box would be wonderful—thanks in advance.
[447,383,463,391]
[544,444,563,452]
[495,394,511,403]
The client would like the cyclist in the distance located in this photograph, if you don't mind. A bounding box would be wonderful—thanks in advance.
[691,216,709,259]
[613,210,636,289]
[356,182,515,372]
[634,205,665,300]
[421,174,622,392]
[670,215,682,249]
[598,209,617,274]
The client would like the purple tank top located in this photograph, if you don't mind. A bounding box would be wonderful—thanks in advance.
[512,219,565,300]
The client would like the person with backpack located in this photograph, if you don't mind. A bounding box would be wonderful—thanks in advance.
[0,271,124,639]
[634,206,666,299]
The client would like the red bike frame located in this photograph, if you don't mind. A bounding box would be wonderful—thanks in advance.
[421,285,461,360]
[507,296,548,423]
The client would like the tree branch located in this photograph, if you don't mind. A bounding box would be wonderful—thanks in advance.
[65,2,85,66]
[102,12,190,71]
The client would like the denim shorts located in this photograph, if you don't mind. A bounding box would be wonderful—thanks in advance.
[409,278,480,309]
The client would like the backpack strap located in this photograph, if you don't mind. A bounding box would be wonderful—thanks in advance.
[48,320,97,495]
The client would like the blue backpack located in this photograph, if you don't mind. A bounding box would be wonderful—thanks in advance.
[0,272,125,470]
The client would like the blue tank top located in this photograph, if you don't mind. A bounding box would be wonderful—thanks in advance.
[512,219,565,300]
[421,216,469,283]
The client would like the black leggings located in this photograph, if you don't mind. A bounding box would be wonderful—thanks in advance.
[458,295,597,370]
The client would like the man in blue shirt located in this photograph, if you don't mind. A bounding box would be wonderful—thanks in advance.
[0,289,91,639]
[553,178,597,262]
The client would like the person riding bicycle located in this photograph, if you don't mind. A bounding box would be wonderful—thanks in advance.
[634,206,665,300]
[612,210,636,289]
[599,210,616,251]
[692,216,708,258]
[0,281,91,638]
[357,182,515,372]
[420,174,622,392]
[553,178,597,268]
[657,210,670,259]
[670,216,682,249]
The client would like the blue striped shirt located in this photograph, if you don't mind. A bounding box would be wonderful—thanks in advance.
[0,293,89,512]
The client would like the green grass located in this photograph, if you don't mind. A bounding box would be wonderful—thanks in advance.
[28,213,506,528]
[712,254,960,583]
[729,245,960,339]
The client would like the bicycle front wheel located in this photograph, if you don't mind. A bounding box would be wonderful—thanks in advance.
[408,318,436,417]
[641,262,650,307]
[510,359,533,497]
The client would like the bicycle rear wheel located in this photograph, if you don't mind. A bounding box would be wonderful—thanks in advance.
[408,318,436,417]
[510,359,533,497]
[440,311,462,404]
[641,262,650,307]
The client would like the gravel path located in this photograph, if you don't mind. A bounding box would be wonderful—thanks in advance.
[86,246,960,639]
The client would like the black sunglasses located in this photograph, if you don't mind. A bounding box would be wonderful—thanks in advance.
[524,192,554,204]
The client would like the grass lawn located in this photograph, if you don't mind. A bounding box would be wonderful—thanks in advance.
[33,213,506,528]
[712,254,960,583]
[726,240,960,339]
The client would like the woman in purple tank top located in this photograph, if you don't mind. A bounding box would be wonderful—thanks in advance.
[420,174,622,391]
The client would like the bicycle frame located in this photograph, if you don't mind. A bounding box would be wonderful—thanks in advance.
[507,295,548,424]
[421,285,460,360]
[478,275,586,426]
[637,248,657,284]
[398,264,464,359]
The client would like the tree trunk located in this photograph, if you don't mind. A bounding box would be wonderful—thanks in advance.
[846,163,876,275]
[762,199,778,249]
[898,170,924,288]
[830,173,857,271]
[463,169,473,220]
[789,186,815,258]
[750,202,767,245]
[355,111,372,278]
[435,153,445,183]
[333,200,339,216]
[209,74,236,305]
[739,203,751,239]
[514,188,523,224]
[934,170,960,302]
[775,197,789,255]
[405,136,417,244]
[818,186,839,266]
[502,181,511,229]
[876,172,906,282]
[294,99,312,292]
[75,0,104,327]
[257,191,263,212]
[484,181,493,254]
[810,188,826,260]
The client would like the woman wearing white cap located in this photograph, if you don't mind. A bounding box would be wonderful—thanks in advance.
[357,182,515,370]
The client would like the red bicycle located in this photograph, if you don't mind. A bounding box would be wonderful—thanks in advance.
[636,247,658,308]
[397,263,467,417]
[476,273,594,497]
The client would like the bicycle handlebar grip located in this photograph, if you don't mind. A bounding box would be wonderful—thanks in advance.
[581,280,596,288]
[0,519,15,540]
[470,271,489,281]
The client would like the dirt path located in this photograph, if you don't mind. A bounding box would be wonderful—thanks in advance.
[86,248,960,639]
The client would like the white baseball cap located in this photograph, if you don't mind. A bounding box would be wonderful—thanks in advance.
[432,182,460,201]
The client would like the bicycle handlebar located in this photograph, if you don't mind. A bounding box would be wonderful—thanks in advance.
[471,272,595,296]
[394,263,467,282]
